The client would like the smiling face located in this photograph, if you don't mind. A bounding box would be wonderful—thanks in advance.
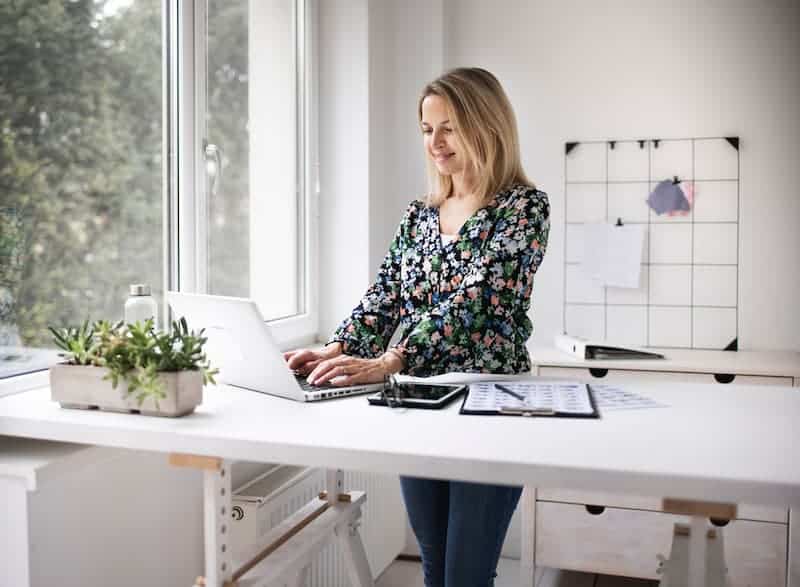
[420,94,468,178]
[417,68,530,206]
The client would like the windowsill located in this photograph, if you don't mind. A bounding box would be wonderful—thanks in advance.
[266,312,320,351]
[0,346,61,397]
[0,369,51,399]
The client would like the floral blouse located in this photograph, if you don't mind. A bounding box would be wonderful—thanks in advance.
[329,184,550,377]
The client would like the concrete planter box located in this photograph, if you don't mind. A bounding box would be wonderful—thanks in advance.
[50,364,203,417]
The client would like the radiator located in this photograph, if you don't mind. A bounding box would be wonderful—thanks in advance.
[231,464,405,586]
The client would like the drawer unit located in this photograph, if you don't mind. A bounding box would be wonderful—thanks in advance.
[537,488,788,524]
[0,438,203,587]
[538,366,794,387]
[536,501,788,586]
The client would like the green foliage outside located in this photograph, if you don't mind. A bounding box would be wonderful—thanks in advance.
[49,317,218,406]
[0,0,250,347]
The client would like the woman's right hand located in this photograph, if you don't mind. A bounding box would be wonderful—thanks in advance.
[283,342,343,376]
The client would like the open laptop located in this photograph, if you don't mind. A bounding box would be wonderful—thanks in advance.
[166,292,383,402]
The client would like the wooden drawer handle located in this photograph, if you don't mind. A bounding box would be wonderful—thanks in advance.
[588,368,608,378]
[714,373,736,384]
[585,505,606,515]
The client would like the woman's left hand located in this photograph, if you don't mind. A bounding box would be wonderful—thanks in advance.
[307,352,403,386]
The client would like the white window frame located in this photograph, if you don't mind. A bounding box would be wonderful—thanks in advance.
[169,0,319,351]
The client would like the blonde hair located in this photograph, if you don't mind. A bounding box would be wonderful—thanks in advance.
[418,67,533,207]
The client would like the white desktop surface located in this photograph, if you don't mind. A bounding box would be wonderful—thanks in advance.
[0,380,798,509]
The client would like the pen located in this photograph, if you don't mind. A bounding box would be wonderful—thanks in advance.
[495,383,525,402]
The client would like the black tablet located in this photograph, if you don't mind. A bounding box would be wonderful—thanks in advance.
[367,383,467,409]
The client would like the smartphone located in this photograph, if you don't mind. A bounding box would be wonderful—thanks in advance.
[367,383,467,409]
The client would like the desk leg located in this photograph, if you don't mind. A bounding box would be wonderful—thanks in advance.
[171,456,234,587]
[520,486,537,587]
[202,459,234,587]
[336,508,374,587]
[687,516,707,587]
[326,469,345,505]
[180,461,373,587]
[659,499,733,587]
[790,508,799,587]
[324,468,373,586]
[658,520,727,587]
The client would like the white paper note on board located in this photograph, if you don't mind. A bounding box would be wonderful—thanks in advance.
[581,223,644,288]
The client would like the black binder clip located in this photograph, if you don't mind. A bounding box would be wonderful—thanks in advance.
[500,406,556,417]
[615,217,624,226]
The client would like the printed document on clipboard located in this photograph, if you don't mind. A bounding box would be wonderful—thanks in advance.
[460,381,600,418]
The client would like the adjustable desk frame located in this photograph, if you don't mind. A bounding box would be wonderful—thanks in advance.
[168,456,373,587]
[180,452,732,587]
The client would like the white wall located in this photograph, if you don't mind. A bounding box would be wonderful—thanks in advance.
[368,0,444,272]
[442,0,800,351]
[319,0,443,338]
[318,0,372,338]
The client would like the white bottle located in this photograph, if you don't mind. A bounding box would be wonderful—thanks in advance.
[124,284,158,326]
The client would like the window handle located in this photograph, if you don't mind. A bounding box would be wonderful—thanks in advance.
[204,142,223,197]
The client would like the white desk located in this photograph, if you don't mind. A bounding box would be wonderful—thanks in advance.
[1,380,799,585]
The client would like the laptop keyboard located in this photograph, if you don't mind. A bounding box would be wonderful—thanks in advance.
[294,374,338,392]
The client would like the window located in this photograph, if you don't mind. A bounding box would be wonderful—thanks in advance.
[179,0,318,348]
[0,0,164,376]
[0,0,317,379]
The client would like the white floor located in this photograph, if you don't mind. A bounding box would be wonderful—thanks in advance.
[376,559,658,587]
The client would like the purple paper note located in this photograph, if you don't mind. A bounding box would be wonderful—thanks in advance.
[647,180,690,215]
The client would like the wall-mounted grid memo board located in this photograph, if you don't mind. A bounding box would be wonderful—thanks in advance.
[563,137,740,350]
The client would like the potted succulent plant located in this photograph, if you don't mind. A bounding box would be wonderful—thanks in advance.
[48,318,218,417]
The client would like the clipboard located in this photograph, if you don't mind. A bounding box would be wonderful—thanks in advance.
[459,381,600,418]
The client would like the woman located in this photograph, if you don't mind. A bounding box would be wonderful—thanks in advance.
[285,67,550,586]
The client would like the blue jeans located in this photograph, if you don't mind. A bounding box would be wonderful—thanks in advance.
[400,476,523,587]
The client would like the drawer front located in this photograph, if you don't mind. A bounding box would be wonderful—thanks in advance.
[537,366,793,386]
[536,488,787,523]
[727,375,794,386]
[538,366,705,383]
[536,502,787,586]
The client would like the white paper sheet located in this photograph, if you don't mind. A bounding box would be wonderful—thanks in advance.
[464,381,595,414]
[589,384,667,410]
[580,223,645,288]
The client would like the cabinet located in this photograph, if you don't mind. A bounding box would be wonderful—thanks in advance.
[0,437,203,587]
[520,346,800,587]
[536,500,787,585]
